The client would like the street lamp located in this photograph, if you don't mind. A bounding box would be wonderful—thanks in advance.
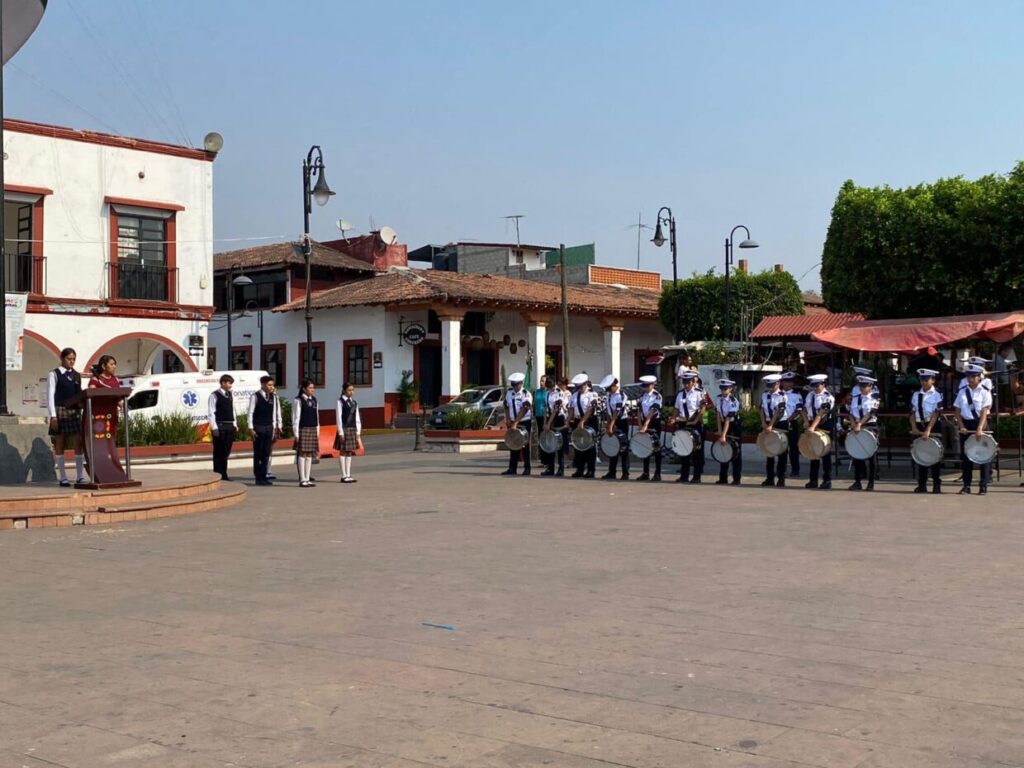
[302,145,335,380]
[724,225,758,340]
[225,265,252,370]
[243,299,264,370]
[651,206,679,343]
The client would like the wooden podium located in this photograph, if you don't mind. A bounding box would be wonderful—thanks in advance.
[66,388,141,490]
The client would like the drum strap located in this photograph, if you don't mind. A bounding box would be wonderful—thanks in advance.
[964,388,980,421]
[915,391,925,423]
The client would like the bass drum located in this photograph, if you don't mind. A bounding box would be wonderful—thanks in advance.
[570,426,596,452]
[671,429,699,457]
[964,433,998,465]
[844,429,878,460]
[599,433,623,458]
[503,427,528,451]
[910,435,944,467]
[756,429,788,457]
[798,429,831,460]
[629,431,655,459]
[538,429,562,454]
[710,439,733,464]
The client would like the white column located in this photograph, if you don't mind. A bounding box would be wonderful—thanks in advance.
[440,315,462,400]
[527,322,547,389]
[602,323,622,383]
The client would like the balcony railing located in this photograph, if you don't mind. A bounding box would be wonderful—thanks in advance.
[3,252,40,294]
[108,261,178,302]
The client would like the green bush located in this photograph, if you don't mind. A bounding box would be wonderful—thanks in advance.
[279,398,293,438]
[235,414,252,442]
[445,409,489,430]
[118,413,199,446]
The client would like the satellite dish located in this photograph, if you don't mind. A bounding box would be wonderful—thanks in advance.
[336,219,353,232]
[378,226,398,246]
[203,132,224,153]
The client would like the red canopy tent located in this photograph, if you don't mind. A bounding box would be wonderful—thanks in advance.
[811,310,1024,352]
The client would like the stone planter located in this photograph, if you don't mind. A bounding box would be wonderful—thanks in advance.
[423,429,506,453]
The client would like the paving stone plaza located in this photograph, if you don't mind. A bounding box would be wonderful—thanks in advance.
[2,437,1024,767]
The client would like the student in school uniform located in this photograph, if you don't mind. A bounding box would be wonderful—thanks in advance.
[208,374,237,481]
[714,379,742,485]
[47,347,86,487]
[599,374,630,480]
[567,373,598,478]
[759,373,789,487]
[248,375,282,486]
[780,372,804,478]
[954,363,993,495]
[909,368,944,494]
[847,375,880,491]
[292,379,320,487]
[673,371,706,483]
[635,374,663,482]
[335,381,363,483]
[541,377,570,476]
[803,374,835,490]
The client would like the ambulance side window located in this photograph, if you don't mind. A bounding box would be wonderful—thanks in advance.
[127,390,158,410]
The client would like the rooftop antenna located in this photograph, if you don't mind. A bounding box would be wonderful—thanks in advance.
[503,214,525,247]
[336,219,353,239]
[626,211,653,270]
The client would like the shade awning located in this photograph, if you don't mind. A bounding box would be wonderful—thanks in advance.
[811,310,1024,352]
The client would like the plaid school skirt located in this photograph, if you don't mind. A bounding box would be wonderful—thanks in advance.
[295,426,320,454]
[49,406,82,436]
[333,426,359,453]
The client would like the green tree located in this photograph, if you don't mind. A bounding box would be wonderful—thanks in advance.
[821,165,1024,318]
[658,269,804,342]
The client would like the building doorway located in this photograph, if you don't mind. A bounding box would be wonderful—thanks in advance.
[464,348,497,387]
[416,342,442,408]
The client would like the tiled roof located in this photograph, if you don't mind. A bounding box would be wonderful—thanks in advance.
[273,268,661,318]
[213,241,376,273]
[750,311,866,340]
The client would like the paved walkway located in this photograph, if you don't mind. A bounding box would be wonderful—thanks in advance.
[2,441,1023,767]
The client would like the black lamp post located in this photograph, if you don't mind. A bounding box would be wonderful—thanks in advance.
[243,299,264,370]
[301,145,335,380]
[225,265,252,370]
[724,225,759,340]
[651,206,679,343]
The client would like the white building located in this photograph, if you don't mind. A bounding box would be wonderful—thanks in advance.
[4,119,217,414]
[211,237,671,428]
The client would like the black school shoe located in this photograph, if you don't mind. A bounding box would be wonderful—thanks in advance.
[820,480,832,489]
[761,479,773,487]
[848,481,863,491]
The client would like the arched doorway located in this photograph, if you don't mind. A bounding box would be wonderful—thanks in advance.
[87,332,197,377]
[7,330,60,416]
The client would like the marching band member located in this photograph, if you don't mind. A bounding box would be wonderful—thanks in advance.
[542,377,571,476]
[803,374,835,490]
[673,371,705,483]
[759,373,788,487]
[847,375,880,491]
[954,363,992,495]
[501,372,533,476]
[958,357,994,394]
[600,375,630,480]
[852,365,880,396]
[568,373,598,478]
[909,368,943,494]
[781,372,803,478]
[714,379,742,485]
[635,375,663,482]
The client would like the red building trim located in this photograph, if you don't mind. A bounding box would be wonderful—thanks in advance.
[23,329,61,359]
[31,195,45,294]
[5,184,53,196]
[85,332,198,373]
[5,119,216,162]
[26,295,214,321]
[107,204,179,302]
[104,195,186,213]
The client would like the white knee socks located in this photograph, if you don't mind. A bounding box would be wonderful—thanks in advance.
[75,454,85,480]
[340,456,352,478]
[56,455,67,481]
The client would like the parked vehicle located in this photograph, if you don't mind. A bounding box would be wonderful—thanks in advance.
[430,385,503,427]
[126,370,269,425]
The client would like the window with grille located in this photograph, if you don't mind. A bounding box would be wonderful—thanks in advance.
[345,340,372,387]
[116,214,168,300]
[299,342,325,386]
[261,345,286,387]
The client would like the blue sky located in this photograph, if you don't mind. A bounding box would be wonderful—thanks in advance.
[7,1,1024,289]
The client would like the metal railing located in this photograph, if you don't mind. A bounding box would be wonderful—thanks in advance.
[108,262,178,302]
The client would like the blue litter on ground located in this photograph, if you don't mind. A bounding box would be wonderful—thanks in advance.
[422,622,455,631]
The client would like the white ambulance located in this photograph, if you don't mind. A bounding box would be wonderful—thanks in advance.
[125,370,269,425]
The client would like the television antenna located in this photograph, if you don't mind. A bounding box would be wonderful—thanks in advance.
[336,219,353,239]
[626,211,653,270]
[503,214,525,247]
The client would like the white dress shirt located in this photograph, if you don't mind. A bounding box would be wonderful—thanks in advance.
[639,390,662,421]
[335,396,362,435]
[292,394,320,435]
[910,388,943,422]
[46,366,77,418]
[849,392,880,424]
[504,388,533,421]
[207,388,237,429]
[569,389,596,420]
[954,384,992,421]
[675,388,704,422]
[247,390,283,430]
[760,390,787,422]
[803,390,835,422]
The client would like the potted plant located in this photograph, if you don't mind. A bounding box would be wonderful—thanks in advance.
[397,369,418,413]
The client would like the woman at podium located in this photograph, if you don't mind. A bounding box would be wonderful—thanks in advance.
[88,355,122,433]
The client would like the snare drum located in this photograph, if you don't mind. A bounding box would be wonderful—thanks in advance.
[599,432,623,458]
[538,429,563,454]
[670,429,699,457]
[963,433,998,465]
[570,425,597,452]
[756,429,788,457]
[710,439,733,464]
[797,429,831,460]
[844,429,878,461]
[503,427,528,451]
[629,431,655,459]
[910,435,944,467]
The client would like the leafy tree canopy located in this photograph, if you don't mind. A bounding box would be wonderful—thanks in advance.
[821,165,1024,318]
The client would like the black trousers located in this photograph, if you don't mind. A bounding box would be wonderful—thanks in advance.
[766,420,790,481]
[679,425,705,481]
[605,418,631,478]
[913,421,941,488]
[507,422,533,473]
[212,423,236,479]
[252,424,274,481]
[718,422,743,483]
[808,421,834,484]
[851,425,878,483]
[544,416,569,472]
[787,420,801,476]
[642,424,663,476]
[959,419,991,489]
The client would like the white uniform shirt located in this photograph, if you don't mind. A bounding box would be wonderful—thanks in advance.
[569,389,596,421]
[638,390,662,421]
[957,376,993,392]
[910,388,943,423]
[335,395,363,435]
[760,390,787,422]
[783,388,804,420]
[207,388,238,429]
[605,391,627,419]
[504,388,532,421]
[46,366,77,418]
[292,394,320,435]
[716,394,740,421]
[247,391,283,430]
[674,388,704,422]
[546,389,568,418]
[954,384,992,421]
[849,391,879,424]
[804,389,835,422]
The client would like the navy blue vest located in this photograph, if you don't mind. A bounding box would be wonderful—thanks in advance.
[339,397,357,428]
[252,392,275,426]
[53,368,81,407]
[299,395,319,427]
[214,390,234,423]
